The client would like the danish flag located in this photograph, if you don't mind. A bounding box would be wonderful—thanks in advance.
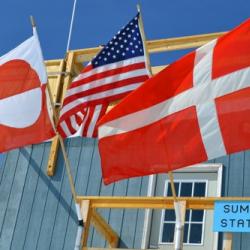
[98,19,250,184]
[0,28,55,152]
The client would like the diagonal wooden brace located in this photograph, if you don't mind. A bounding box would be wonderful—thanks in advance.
[47,52,75,176]
[80,199,119,249]
[91,209,119,248]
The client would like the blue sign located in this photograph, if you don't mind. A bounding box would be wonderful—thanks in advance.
[214,201,250,232]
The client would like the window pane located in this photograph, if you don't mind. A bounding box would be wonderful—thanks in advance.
[192,210,204,222]
[167,182,179,196]
[167,183,172,196]
[165,209,175,221]
[185,210,190,222]
[189,224,202,243]
[180,183,192,196]
[183,223,189,243]
[194,182,206,197]
[162,223,175,243]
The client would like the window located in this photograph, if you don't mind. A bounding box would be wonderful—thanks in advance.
[159,180,207,245]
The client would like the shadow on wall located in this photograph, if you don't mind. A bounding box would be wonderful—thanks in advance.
[20,147,78,224]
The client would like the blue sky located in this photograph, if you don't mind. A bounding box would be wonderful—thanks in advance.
[0,0,249,66]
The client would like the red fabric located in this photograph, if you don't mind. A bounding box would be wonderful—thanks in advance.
[99,52,195,124]
[98,18,250,185]
[100,107,207,184]
[216,87,250,153]
[0,60,55,152]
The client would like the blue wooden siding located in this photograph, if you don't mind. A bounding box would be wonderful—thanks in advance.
[1,138,250,250]
[0,138,148,250]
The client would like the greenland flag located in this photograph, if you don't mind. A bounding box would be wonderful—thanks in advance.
[98,19,250,184]
[0,28,55,152]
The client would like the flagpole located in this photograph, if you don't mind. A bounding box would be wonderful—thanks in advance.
[66,0,78,52]
[137,4,152,76]
[29,16,78,201]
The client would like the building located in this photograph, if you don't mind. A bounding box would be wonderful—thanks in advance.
[0,31,248,250]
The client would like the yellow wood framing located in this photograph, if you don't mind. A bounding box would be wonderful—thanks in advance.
[47,52,76,176]
[76,196,244,248]
[76,196,250,210]
[80,202,119,249]
[74,31,226,63]
[223,233,233,250]
[91,210,119,248]
[44,30,232,248]
[81,200,92,248]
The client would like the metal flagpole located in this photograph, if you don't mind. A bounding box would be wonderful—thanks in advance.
[66,0,78,52]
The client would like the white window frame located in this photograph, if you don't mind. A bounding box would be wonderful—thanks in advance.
[159,179,208,246]
[141,163,223,250]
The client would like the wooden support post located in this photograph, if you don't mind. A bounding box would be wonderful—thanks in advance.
[47,52,75,176]
[91,209,119,248]
[223,232,232,250]
[81,200,92,249]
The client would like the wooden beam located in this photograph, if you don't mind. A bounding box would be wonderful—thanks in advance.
[45,30,226,176]
[91,210,119,248]
[151,65,167,75]
[81,200,92,248]
[147,31,226,53]
[47,52,75,176]
[74,31,226,63]
[223,233,232,250]
[76,196,250,210]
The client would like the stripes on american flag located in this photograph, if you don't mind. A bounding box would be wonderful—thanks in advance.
[58,13,150,138]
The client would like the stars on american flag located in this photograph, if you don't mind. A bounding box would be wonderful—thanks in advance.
[58,13,149,139]
[92,14,144,67]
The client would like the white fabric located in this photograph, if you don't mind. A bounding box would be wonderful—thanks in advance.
[61,82,141,115]
[194,39,226,158]
[86,104,102,137]
[0,88,41,128]
[0,28,48,129]
[0,28,47,84]
[72,56,146,83]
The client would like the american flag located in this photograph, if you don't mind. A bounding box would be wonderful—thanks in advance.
[58,13,150,138]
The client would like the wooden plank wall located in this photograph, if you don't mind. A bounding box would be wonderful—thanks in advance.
[0,139,148,250]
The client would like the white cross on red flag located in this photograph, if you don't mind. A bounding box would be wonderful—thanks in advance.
[98,18,250,184]
[0,28,55,152]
